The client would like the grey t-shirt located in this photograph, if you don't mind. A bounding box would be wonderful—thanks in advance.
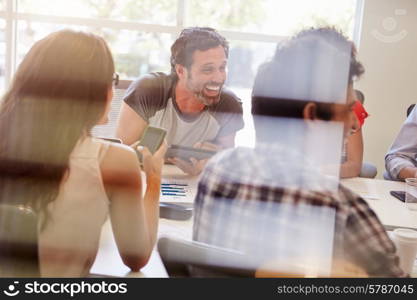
[124,72,244,147]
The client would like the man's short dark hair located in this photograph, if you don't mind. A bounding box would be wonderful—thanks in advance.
[170,27,229,77]
[252,26,364,121]
[287,27,364,84]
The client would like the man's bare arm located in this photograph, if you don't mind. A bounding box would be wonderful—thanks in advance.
[116,102,148,145]
[340,129,363,178]
[398,167,417,180]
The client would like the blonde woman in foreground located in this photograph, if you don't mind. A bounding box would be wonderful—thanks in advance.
[0,30,166,277]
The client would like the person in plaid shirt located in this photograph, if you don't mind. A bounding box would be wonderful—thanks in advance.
[193,27,405,277]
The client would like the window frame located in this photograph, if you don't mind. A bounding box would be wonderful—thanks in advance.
[0,0,364,88]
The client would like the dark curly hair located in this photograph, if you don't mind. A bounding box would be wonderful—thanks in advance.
[277,26,364,84]
[252,26,365,122]
[170,27,229,78]
[0,30,114,228]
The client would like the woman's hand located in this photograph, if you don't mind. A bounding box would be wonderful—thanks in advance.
[166,157,208,176]
[136,141,167,180]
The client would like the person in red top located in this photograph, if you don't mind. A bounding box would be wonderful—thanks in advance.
[340,90,369,178]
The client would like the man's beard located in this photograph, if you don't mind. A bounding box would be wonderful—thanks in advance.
[188,81,223,106]
[194,89,222,106]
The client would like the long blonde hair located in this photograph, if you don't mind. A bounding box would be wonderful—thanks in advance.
[0,30,115,226]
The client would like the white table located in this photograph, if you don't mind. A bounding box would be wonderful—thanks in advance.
[90,221,168,277]
[342,177,417,276]
[341,177,417,230]
[90,165,195,277]
[91,169,417,277]
[155,164,195,240]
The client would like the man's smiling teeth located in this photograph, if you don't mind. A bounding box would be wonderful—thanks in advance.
[206,85,220,91]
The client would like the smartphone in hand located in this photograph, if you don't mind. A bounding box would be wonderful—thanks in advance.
[134,126,166,161]
[138,126,166,154]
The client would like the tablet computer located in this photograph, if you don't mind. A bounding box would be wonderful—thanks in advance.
[390,190,405,202]
[166,144,216,161]
[98,137,122,144]
[159,202,193,220]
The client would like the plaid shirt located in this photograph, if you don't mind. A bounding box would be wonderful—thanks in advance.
[193,145,405,277]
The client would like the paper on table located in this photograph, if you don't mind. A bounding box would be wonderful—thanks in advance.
[358,194,380,200]
[342,179,379,200]
[160,179,195,203]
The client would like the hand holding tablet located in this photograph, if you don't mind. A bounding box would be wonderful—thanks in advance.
[165,142,218,176]
[165,144,216,162]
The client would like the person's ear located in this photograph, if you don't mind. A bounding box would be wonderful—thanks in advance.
[303,102,317,120]
[175,64,187,80]
[97,87,113,125]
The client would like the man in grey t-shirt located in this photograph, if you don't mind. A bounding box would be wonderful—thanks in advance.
[117,27,244,175]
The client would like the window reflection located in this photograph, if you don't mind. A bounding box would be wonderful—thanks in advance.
[16,21,172,79]
[17,0,177,25]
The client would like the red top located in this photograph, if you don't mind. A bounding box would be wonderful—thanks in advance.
[353,100,368,127]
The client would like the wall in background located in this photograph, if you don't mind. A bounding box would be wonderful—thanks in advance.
[356,0,417,178]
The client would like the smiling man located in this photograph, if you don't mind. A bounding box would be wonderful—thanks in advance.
[116,27,244,174]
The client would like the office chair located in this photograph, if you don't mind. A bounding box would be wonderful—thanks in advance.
[359,163,377,178]
[157,236,255,277]
[157,237,364,277]
[0,204,39,277]
[91,80,132,139]
[407,104,415,117]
